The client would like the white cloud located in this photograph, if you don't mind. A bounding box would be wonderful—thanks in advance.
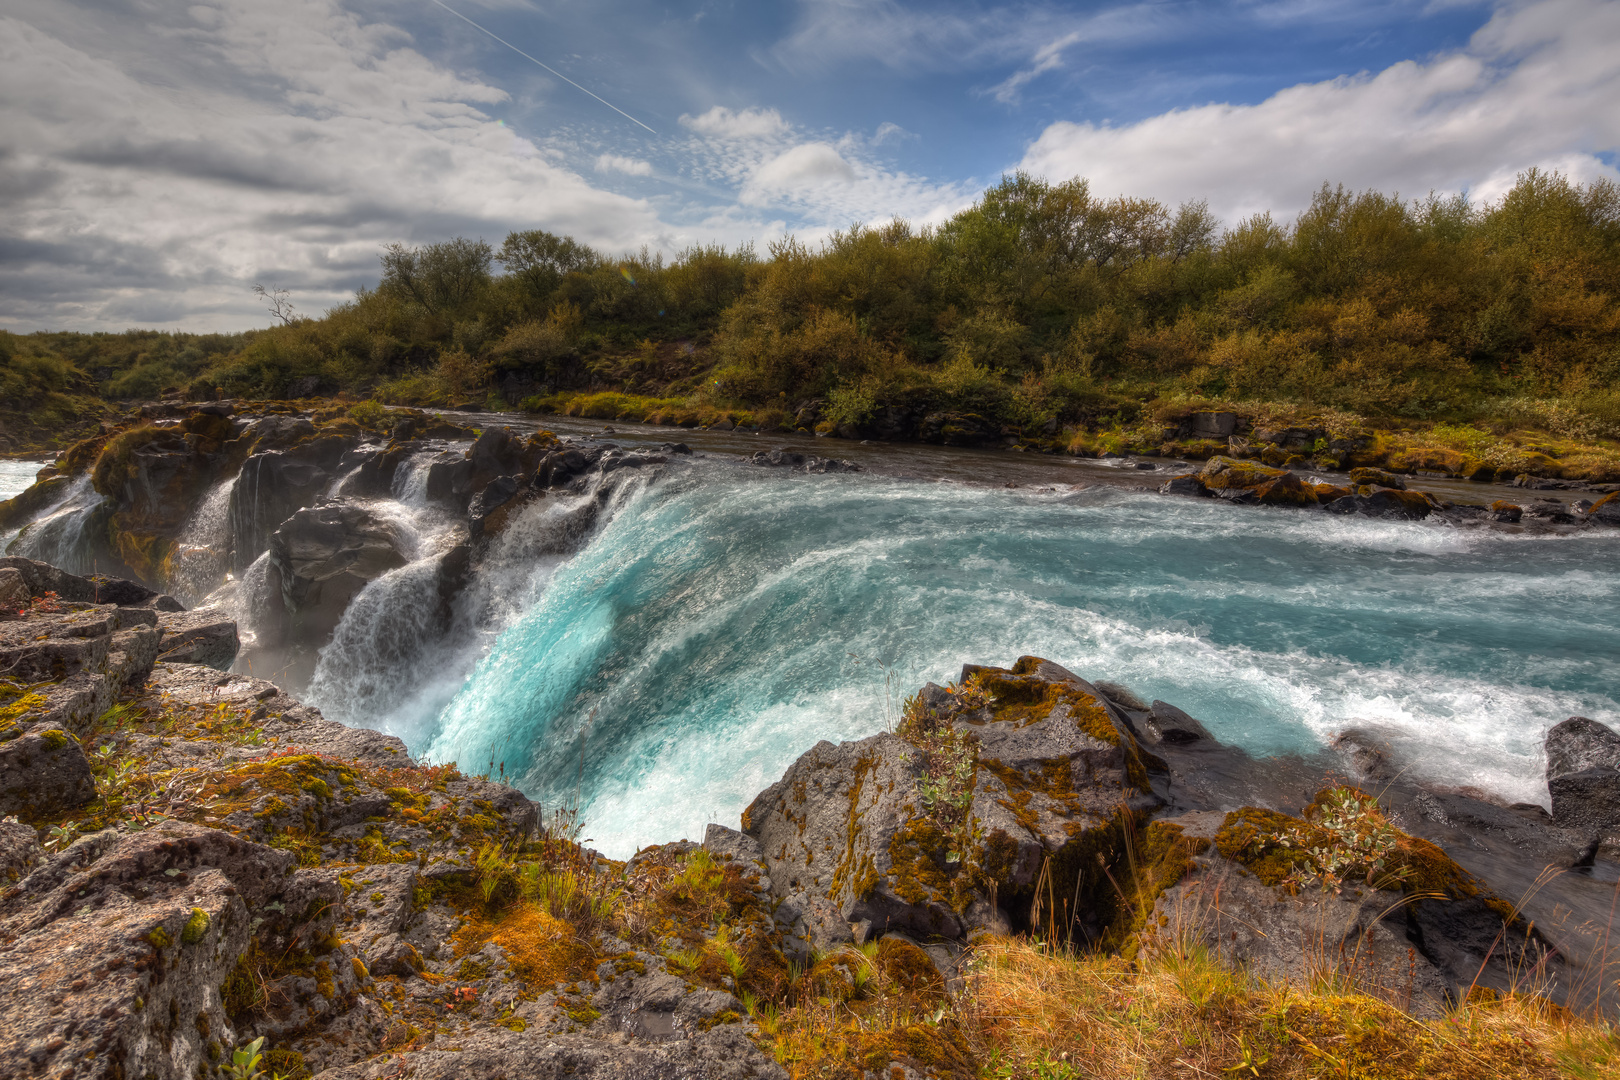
[742,143,858,203]
[1017,0,1620,222]
[679,105,790,139]
[595,153,653,175]
[989,30,1084,103]
[0,0,664,331]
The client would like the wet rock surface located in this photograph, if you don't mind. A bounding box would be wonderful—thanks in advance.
[744,448,861,473]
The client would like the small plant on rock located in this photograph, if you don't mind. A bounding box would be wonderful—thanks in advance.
[897,687,981,859]
[224,1036,290,1080]
[1282,787,1409,895]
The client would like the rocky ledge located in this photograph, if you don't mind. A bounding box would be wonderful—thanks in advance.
[2,558,1618,1079]
[1159,455,1620,529]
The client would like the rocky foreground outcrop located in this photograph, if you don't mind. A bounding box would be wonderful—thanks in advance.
[744,656,1620,1016]
[1,561,791,1080]
[3,558,1618,1077]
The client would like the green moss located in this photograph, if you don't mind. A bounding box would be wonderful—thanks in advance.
[89,424,166,497]
[566,1004,601,1024]
[264,1049,311,1080]
[1214,807,1311,888]
[39,728,71,751]
[181,907,211,945]
[1114,821,1211,954]
[831,752,879,903]
[147,925,173,950]
[0,693,46,726]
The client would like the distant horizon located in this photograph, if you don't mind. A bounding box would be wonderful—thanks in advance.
[3,0,1618,334]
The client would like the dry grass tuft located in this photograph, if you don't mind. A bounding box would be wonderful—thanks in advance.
[963,935,1620,1079]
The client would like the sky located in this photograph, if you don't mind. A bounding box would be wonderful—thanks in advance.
[2,0,1618,332]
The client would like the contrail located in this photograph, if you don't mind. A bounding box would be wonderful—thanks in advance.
[426,0,658,135]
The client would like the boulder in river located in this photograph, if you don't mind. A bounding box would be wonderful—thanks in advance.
[1324,488,1434,519]
[1250,470,1318,507]
[1546,716,1620,830]
[266,501,408,646]
[1143,700,1213,745]
[1198,455,1288,493]
[1158,474,1210,497]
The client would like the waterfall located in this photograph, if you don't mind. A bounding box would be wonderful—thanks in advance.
[412,464,1620,857]
[391,451,439,509]
[5,476,105,575]
[302,471,639,747]
[168,476,237,606]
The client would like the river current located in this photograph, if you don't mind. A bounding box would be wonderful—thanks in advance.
[314,422,1620,858]
[8,427,1618,858]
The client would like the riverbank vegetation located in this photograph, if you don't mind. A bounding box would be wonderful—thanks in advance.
[4,168,1618,474]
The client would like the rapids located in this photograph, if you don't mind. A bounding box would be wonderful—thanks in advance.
[7,428,1618,860]
[333,441,1618,859]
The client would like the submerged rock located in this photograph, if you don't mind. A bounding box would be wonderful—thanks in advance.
[745,448,860,473]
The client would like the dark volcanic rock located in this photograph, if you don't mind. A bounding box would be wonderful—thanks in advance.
[266,502,408,646]
[1143,700,1213,745]
[1159,474,1210,497]
[1546,716,1620,830]
[743,656,1157,951]
[0,556,164,607]
[1323,488,1434,519]
[230,447,339,569]
[468,474,526,539]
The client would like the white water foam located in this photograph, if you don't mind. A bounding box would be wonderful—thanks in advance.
[303,471,644,747]
[414,468,1619,857]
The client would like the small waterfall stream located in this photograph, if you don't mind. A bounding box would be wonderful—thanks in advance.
[303,471,639,747]
[5,476,105,575]
[169,476,237,606]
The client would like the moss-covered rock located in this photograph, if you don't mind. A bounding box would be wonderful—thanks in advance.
[743,656,1161,953]
[1198,455,1288,491]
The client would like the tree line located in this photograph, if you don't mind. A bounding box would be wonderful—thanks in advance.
[4,167,1618,443]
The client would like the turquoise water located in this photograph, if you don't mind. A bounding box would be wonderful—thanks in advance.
[418,462,1620,857]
